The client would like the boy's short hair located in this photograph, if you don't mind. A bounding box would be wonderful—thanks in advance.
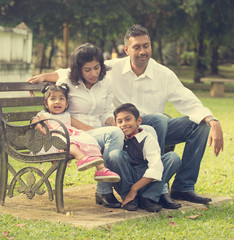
[114,103,140,120]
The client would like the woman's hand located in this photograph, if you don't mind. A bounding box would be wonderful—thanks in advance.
[27,72,59,84]
[27,74,46,84]
[105,117,116,126]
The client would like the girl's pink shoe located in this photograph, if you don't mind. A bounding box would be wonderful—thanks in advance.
[77,156,104,171]
[94,169,121,182]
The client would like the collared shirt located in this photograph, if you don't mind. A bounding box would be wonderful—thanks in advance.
[124,129,163,181]
[56,70,114,128]
[105,57,212,124]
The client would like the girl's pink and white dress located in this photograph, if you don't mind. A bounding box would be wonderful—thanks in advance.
[41,112,101,157]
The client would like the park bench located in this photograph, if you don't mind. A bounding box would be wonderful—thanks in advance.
[0,81,175,214]
[200,77,234,97]
[0,82,72,213]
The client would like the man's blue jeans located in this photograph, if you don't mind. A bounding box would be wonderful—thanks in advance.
[106,150,181,202]
[142,114,210,192]
[87,126,124,194]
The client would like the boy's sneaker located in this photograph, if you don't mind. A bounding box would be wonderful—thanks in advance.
[77,156,104,171]
[94,169,121,182]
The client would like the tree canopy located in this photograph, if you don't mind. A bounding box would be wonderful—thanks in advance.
[0,0,233,81]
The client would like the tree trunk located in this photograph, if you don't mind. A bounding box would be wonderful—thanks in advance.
[48,38,55,69]
[36,25,46,72]
[193,13,206,83]
[158,37,164,65]
[63,23,69,68]
[210,45,219,75]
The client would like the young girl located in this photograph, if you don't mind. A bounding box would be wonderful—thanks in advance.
[38,83,120,183]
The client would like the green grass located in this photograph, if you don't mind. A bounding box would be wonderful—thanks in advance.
[1,65,233,239]
[0,203,233,239]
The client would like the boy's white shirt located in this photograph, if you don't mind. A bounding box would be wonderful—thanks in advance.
[129,129,164,181]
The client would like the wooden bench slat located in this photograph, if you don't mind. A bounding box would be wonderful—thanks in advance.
[0,97,43,107]
[200,78,234,83]
[3,111,40,122]
[0,82,44,91]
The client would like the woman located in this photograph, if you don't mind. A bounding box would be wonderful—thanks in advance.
[28,43,124,208]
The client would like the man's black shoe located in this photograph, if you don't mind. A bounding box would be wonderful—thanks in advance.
[96,192,121,208]
[159,193,182,209]
[122,197,138,211]
[171,191,212,204]
[139,196,162,212]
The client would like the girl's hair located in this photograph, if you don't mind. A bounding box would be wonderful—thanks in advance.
[41,83,70,112]
[69,43,110,86]
[114,103,140,120]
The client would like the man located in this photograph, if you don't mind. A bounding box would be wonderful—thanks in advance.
[105,25,223,206]
[28,24,223,208]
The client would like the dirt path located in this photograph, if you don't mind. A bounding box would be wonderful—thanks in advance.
[0,184,232,229]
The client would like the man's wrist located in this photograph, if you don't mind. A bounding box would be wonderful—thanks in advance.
[206,116,219,127]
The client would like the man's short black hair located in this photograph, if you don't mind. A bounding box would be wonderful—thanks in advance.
[124,24,150,46]
[114,103,140,120]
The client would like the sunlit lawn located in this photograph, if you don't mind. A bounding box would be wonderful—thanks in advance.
[1,65,233,239]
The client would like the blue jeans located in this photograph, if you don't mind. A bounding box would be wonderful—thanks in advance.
[142,114,210,192]
[87,126,124,194]
[106,150,181,202]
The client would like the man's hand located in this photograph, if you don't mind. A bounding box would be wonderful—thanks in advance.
[121,188,137,208]
[208,121,223,156]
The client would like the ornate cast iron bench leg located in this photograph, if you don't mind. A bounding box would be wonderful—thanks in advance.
[0,144,8,206]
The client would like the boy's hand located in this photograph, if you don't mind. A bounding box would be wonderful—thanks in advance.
[121,188,137,207]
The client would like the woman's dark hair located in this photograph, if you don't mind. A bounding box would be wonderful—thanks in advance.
[69,43,110,86]
[114,103,140,120]
[41,83,70,112]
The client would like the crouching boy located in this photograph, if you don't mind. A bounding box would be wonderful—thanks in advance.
[106,103,181,212]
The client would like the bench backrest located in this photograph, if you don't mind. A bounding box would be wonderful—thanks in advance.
[0,82,45,122]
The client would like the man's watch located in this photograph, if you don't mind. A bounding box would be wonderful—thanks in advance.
[207,116,219,126]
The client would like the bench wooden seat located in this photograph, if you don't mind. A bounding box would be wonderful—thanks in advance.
[200,77,234,97]
[0,82,71,213]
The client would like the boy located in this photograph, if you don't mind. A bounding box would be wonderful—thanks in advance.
[107,103,181,212]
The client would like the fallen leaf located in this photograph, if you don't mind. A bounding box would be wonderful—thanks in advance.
[15,224,26,228]
[169,221,177,227]
[186,214,203,219]
[108,209,119,212]
[180,210,186,214]
[2,231,14,239]
[167,215,173,218]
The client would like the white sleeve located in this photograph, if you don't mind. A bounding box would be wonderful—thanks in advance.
[142,135,164,181]
[99,77,115,124]
[55,68,70,80]
[167,71,212,124]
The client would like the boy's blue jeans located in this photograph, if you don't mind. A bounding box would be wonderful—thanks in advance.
[106,150,181,202]
[142,114,210,192]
